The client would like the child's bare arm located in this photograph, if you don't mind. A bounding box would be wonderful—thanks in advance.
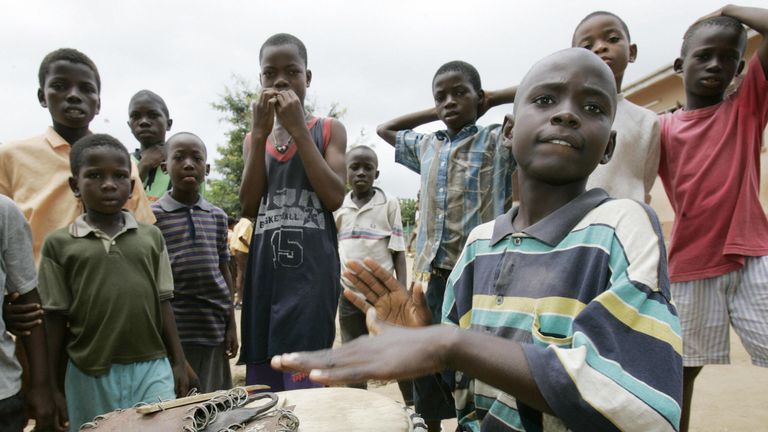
[16,290,56,430]
[273,315,551,415]
[479,86,518,117]
[3,291,43,336]
[220,262,239,359]
[392,250,407,287]
[376,108,440,146]
[160,301,191,397]
[45,311,70,431]
[722,4,768,74]
[271,90,347,211]
[240,89,279,217]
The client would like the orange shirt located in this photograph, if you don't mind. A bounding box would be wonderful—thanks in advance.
[0,127,156,264]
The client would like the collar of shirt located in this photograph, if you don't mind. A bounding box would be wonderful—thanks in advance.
[68,210,139,240]
[340,187,387,211]
[434,124,479,141]
[45,127,71,150]
[156,191,213,213]
[491,188,610,247]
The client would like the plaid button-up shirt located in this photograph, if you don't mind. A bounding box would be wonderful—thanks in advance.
[396,123,515,277]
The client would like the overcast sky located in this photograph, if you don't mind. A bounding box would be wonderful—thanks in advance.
[2,0,764,200]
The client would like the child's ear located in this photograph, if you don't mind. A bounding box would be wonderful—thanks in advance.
[736,59,745,76]
[374,169,380,180]
[673,57,684,74]
[68,176,80,197]
[38,88,47,108]
[628,44,638,64]
[600,130,617,164]
[205,163,211,176]
[166,118,173,131]
[306,69,312,88]
[128,178,134,199]
[95,98,101,116]
[161,161,168,174]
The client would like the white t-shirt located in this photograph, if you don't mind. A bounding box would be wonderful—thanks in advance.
[587,95,660,202]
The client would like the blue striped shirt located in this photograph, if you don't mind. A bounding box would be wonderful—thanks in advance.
[396,124,515,277]
[442,189,683,431]
[152,193,231,346]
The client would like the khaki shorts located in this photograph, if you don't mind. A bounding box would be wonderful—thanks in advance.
[672,256,768,367]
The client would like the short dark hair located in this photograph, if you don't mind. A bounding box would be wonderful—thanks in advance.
[259,33,308,66]
[433,60,482,93]
[70,134,130,176]
[129,89,169,118]
[38,48,101,91]
[681,16,747,56]
[573,11,631,44]
[166,131,207,158]
[347,145,378,166]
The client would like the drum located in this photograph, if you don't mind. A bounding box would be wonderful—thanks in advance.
[263,387,426,432]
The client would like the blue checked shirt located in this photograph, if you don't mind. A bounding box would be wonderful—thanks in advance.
[396,124,515,277]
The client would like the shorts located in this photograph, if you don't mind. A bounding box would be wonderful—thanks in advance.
[183,343,233,393]
[672,255,768,368]
[65,357,176,431]
[0,391,25,432]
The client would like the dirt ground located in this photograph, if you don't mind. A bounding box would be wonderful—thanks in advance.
[228,254,768,431]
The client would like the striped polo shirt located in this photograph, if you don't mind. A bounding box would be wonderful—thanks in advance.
[442,189,683,431]
[152,193,232,346]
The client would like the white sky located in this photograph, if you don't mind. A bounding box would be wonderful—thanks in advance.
[2,0,764,200]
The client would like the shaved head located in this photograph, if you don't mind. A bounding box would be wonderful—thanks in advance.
[167,132,207,158]
[515,48,617,117]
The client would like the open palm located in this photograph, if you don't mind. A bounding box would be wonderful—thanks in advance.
[343,257,431,329]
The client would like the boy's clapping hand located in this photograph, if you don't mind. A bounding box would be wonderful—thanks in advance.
[342,257,432,328]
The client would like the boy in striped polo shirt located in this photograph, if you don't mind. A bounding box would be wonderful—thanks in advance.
[273,49,683,431]
[151,132,238,392]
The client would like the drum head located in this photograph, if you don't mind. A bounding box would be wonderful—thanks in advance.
[267,387,414,432]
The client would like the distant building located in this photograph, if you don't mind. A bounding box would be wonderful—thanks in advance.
[623,30,767,238]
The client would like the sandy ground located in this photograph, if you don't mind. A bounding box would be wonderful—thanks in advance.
[227,257,768,431]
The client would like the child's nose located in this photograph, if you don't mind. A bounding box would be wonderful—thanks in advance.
[551,109,581,128]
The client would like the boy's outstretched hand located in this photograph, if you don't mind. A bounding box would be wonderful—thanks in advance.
[3,292,44,336]
[271,309,454,385]
[343,257,431,328]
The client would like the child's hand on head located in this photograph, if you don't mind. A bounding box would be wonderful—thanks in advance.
[252,89,278,139]
[274,90,309,137]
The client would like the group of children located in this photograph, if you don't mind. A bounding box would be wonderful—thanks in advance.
[1,4,767,432]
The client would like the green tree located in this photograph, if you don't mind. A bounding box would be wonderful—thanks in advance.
[207,76,345,216]
[399,197,417,229]
[207,76,259,216]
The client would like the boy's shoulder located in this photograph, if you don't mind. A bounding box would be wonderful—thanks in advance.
[576,196,660,233]
[0,130,54,157]
[618,97,659,124]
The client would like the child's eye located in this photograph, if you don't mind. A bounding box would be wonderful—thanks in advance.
[262,71,275,79]
[581,44,593,51]
[584,103,604,114]
[533,95,555,105]
[608,36,620,43]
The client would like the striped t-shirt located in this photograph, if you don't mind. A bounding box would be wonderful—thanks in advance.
[442,189,683,431]
[152,193,231,346]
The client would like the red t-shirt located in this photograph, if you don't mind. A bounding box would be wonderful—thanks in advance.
[659,57,768,283]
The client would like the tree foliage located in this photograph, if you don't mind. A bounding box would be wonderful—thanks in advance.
[399,198,417,229]
[207,76,345,216]
[207,76,259,216]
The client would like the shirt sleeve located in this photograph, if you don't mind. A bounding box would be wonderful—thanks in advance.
[1,199,37,295]
[38,237,72,312]
[735,56,768,135]
[126,159,157,224]
[522,204,683,431]
[387,198,406,252]
[217,212,230,263]
[394,130,426,174]
[155,235,175,301]
[643,116,661,198]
